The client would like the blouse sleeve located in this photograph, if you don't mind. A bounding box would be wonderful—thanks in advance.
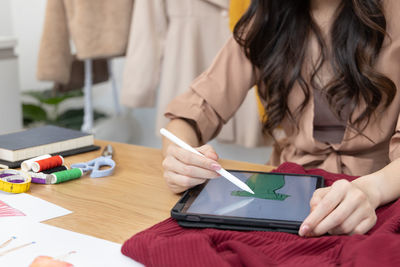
[164,36,256,143]
[386,0,400,161]
[389,115,400,160]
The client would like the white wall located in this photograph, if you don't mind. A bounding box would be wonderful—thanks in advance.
[10,0,50,91]
[0,52,22,135]
[0,0,22,134]
[0,0,13,36]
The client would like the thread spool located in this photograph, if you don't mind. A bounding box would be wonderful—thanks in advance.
[28,172,53,184]
[42,166,68,174]
[21,154,51,172]
[31,156,64,173]
[50,168,83,184]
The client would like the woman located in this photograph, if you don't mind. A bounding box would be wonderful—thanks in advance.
[161,0,400,237]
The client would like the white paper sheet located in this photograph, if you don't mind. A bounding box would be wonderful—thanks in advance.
[0,221,142,267]
[0,192,71,222]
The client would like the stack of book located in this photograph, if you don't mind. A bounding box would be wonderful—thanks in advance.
[0,125,99,168]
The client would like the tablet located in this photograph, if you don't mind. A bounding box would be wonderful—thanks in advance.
[171,170,324,233]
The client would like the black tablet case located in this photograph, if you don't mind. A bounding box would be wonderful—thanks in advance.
[176,220,299,234]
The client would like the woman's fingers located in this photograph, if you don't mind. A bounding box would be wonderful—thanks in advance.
[310,187,330,212]
[350,216,377,235]
[327,196,377,235]
[300,179,377,237]
[164,170,206,193]
[311,193,359,236]
[299,180,348,236]
[167,145,221,171]
[327,207,369,235]
[163,155,220,181]
[162,143,221,193]
[198,144,219,161]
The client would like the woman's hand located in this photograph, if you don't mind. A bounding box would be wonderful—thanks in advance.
[299,179,378,237]
[162,143,221,193]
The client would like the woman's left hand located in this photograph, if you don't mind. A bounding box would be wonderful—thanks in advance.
[299,179,378,237]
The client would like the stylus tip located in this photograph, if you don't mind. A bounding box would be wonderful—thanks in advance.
[245,187,255,194]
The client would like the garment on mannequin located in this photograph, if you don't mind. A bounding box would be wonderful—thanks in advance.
[121,0,269,147]
[37,0,133,84]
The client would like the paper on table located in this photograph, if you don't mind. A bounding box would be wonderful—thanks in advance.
[0,221,142,267]
[0,192,71,222]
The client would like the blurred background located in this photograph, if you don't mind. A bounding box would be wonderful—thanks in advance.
[0,0,272,163]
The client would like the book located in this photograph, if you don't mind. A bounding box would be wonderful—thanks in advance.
[0,146,100,169]
[0,125,96,163]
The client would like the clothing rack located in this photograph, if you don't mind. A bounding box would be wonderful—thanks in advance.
[81,59,122,133]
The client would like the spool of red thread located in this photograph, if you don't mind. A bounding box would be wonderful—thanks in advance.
[31,155,64,173]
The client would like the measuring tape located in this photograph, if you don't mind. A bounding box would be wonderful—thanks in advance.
[0,169,31,193]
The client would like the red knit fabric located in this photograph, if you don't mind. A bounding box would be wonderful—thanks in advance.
[121,162,400,267]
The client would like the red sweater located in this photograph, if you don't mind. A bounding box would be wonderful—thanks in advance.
[122,162,400,266]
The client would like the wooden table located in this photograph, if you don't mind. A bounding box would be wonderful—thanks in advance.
[29,140,274,244]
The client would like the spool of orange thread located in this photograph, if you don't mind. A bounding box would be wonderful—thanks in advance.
[31,155,64,173]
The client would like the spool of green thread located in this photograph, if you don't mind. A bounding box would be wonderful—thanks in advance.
[50,168,83,184]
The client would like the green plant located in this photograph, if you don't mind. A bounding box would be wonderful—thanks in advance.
[22,89,107,130]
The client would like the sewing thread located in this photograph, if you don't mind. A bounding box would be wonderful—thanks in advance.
[42,165,68,174]
[50,168,83,184]
[29,172,53,184]
[31,155,64,173]
[21,154,51,172]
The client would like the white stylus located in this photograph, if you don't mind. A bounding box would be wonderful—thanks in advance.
[160,128,255,194]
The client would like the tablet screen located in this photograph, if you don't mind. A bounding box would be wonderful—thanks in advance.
[186,171,319,222]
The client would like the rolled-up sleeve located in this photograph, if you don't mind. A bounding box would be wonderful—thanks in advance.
[389,114,400,161]
[165,86,223,142]
[164,36,255,143]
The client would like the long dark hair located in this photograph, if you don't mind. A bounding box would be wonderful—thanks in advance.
[234,0,396,136]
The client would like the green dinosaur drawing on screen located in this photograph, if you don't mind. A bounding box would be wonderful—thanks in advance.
[231,173,290,201]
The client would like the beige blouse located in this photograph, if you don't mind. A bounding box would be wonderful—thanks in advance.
[165,0,400,176]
